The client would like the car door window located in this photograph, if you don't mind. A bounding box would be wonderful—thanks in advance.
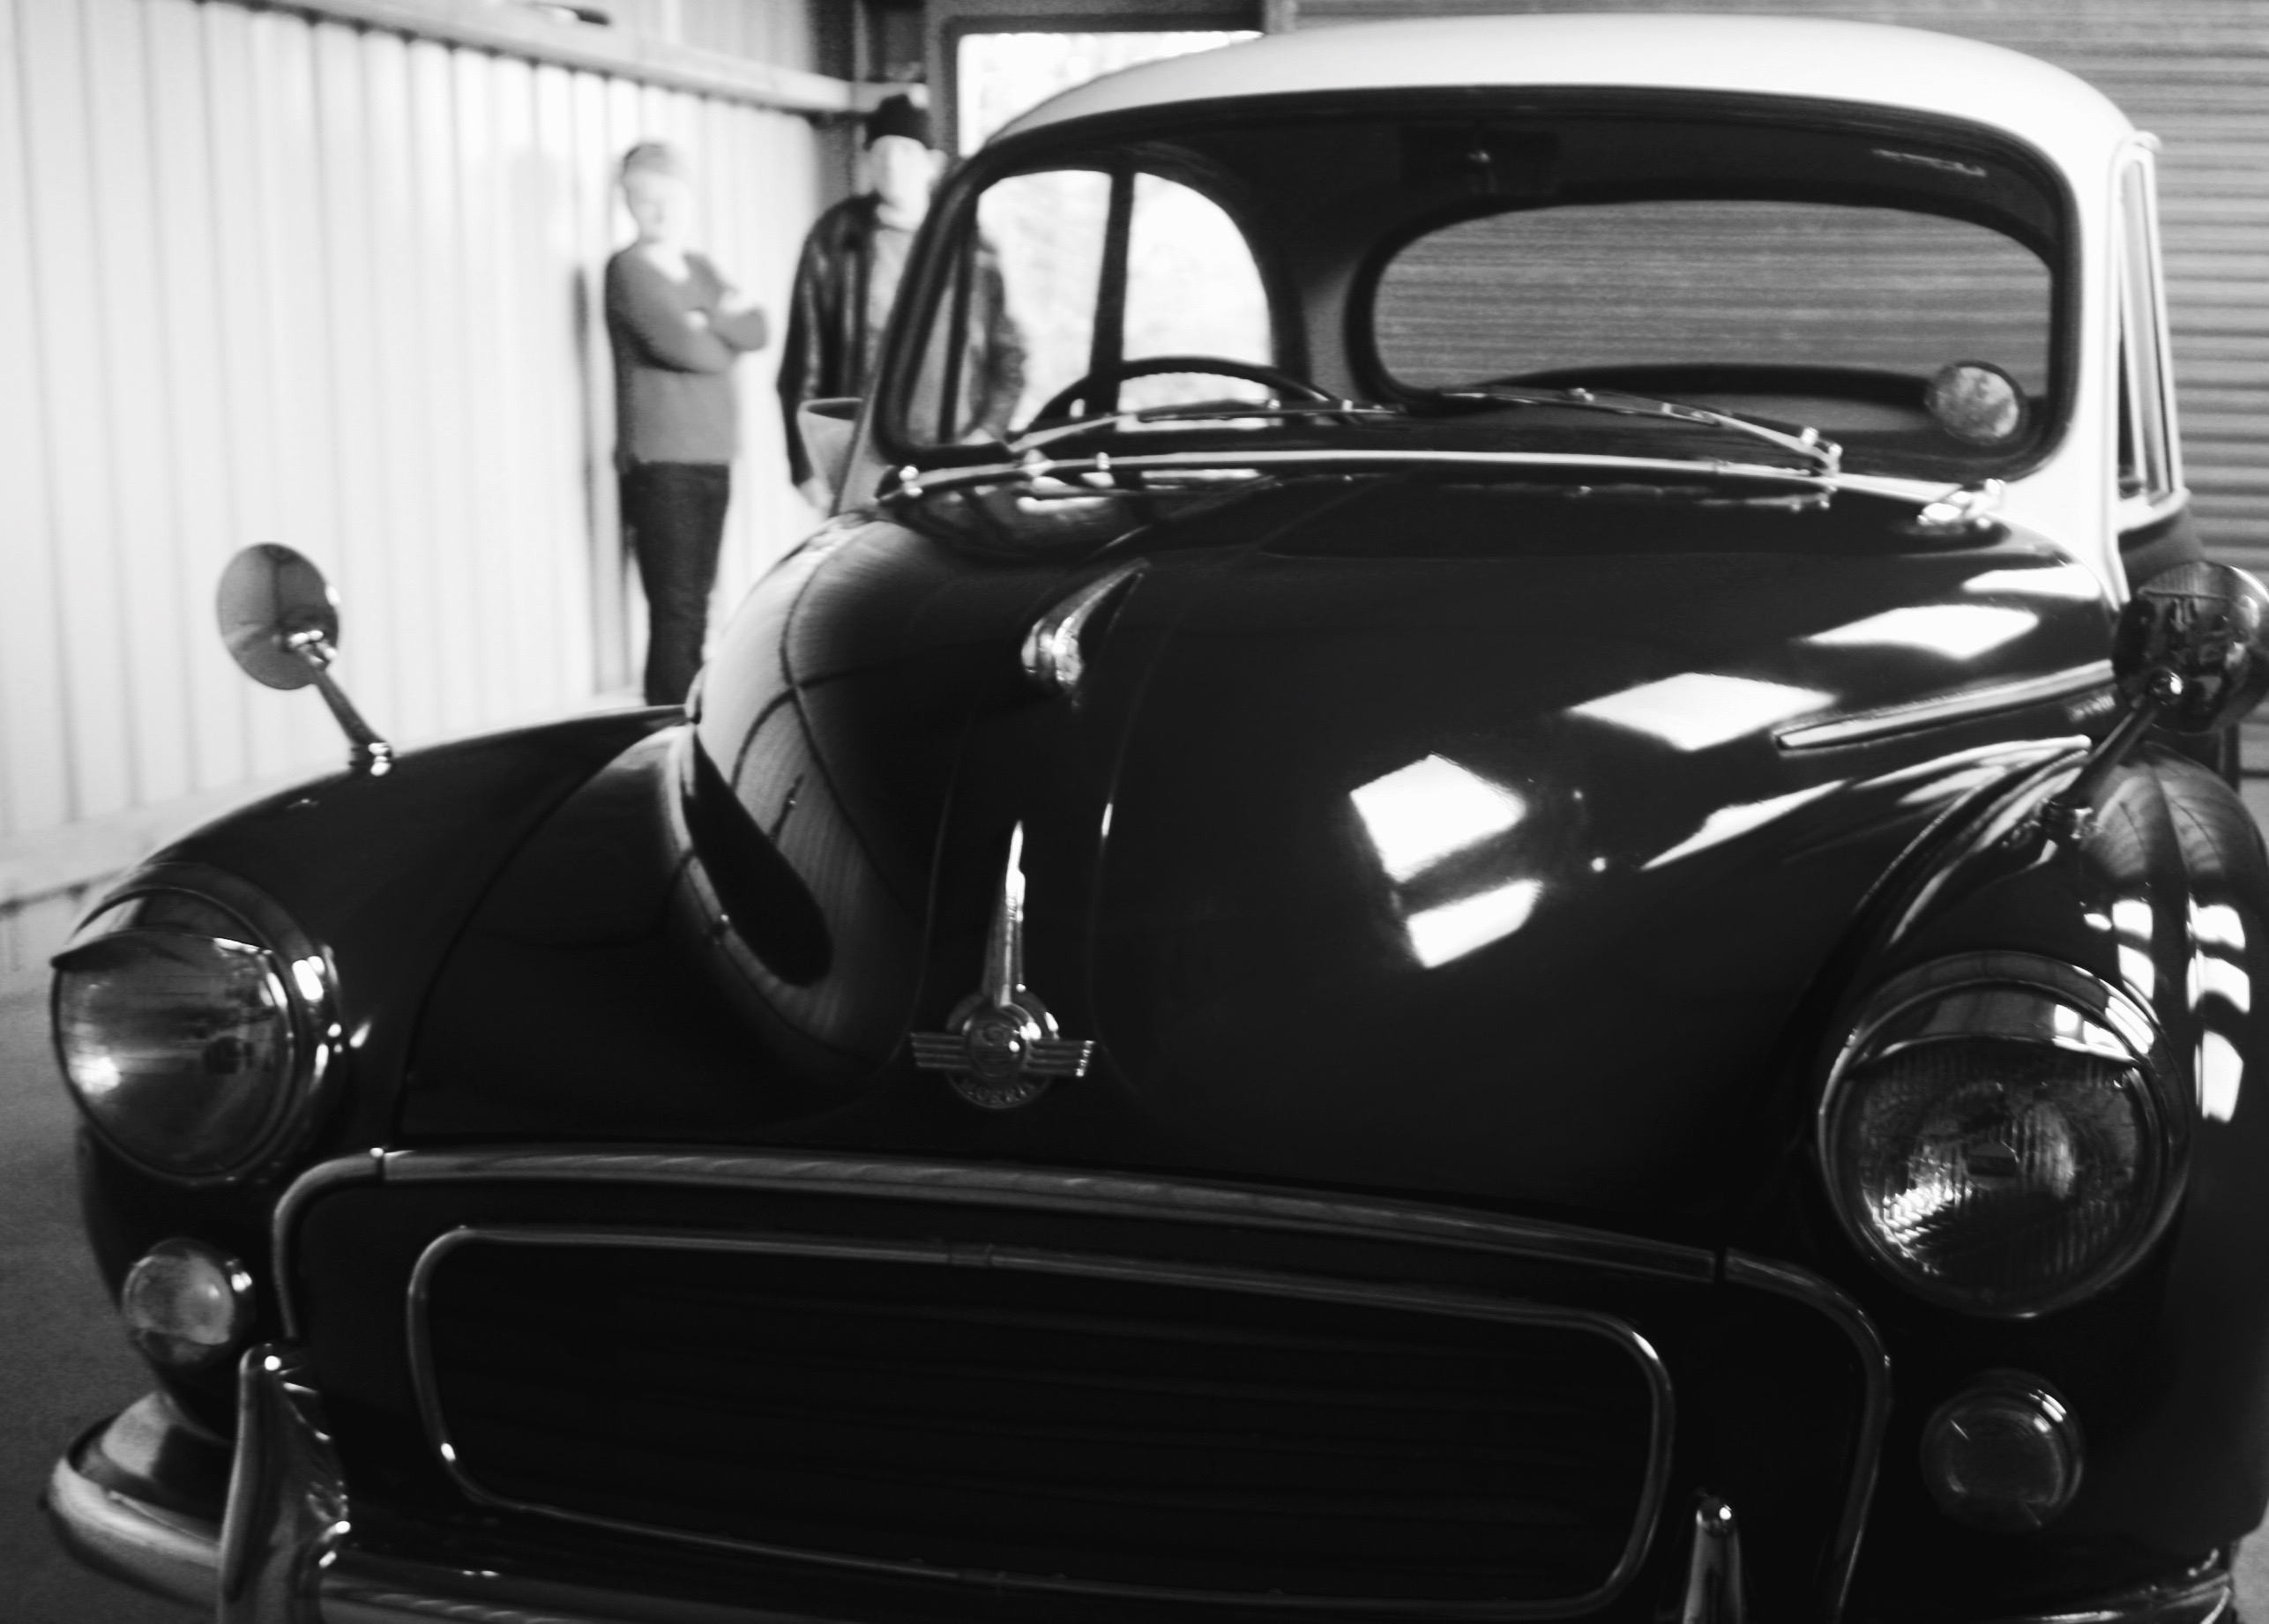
[914,167,1273,441]
[974,168,1111,433]
[1119,173,1273,409]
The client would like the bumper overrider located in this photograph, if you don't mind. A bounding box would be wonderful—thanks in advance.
[47,1150,2242,1624]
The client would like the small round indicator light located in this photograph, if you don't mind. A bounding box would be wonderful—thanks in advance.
[1920,1370,2083,1531]
[119,1238,256,1370]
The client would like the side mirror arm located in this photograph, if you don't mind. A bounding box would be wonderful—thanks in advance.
[284,630,394,777]
[2040,667,2183,838]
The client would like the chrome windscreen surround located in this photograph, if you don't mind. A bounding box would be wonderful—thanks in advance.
[404,1224,1677,1619]
[1814,950,2188,1319]
[56,860,344,1188]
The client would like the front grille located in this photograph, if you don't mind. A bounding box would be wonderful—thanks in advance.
[412,1229,1669,1614]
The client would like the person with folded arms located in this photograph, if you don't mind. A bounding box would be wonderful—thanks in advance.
[605,140,768,706]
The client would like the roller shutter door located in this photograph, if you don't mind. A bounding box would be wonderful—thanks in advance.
[1288,0,2269,570]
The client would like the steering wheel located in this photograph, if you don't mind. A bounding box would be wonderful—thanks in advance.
[1029,354,1338,427]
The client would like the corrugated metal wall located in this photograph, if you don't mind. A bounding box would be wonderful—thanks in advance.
[0,0,825,978]
[1289,0,2269,566]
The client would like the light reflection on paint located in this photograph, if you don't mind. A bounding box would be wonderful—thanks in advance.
[1960,565,2104,601]
[1349,756,1525,883]
[1894,764,2005,808]
[1405,878,1544,969]
[1569,673,1832,752]
[2192,901,2246,952]
[2110,903,2154,1002]
[2199,1030,2244,1123]
[1805,603,2037,659]
[293,957,327,1004]
[2190,952,2250,1014]
[2117,947,2154,1002]
[1642,781,1844,870]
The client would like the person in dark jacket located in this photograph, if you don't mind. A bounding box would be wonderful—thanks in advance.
[776,94,1022,496]
[605,141,768,705]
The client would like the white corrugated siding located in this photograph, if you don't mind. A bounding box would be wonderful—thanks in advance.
[0,0,824,975]
[1288,0,2269,566]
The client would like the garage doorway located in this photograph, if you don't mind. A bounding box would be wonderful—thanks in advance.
[955,30,1257,152]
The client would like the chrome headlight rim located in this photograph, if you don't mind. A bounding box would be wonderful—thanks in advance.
[51,860,340,1188]
[1815,950,2187,1321]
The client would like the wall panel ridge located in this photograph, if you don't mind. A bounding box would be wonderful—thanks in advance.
[223,0,856,113]
[0,0,828,974]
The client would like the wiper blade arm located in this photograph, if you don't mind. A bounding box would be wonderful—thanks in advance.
[1436,384,1841,475]
[1006,399,1399,456]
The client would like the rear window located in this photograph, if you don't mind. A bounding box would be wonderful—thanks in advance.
[1377,198,2050,395]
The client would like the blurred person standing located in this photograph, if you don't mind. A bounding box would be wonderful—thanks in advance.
[777,94,1021,498]
[606,141,768,706]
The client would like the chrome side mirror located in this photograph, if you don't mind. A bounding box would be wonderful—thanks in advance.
[2112,562,2269,733]
[216,545,392,776]
[2043,562,2269,836]
[795,397,862,508]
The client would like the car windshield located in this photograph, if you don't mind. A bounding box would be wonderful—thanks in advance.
[882,95,2069,484]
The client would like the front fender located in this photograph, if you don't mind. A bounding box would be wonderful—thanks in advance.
[1814,744,2269,1608]
[71,707,678,1432]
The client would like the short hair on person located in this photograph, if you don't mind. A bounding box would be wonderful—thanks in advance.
[619,141,689,183]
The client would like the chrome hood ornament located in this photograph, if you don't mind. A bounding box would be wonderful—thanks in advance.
[911,823,1095,1109]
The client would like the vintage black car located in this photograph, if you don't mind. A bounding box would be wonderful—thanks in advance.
[44,16,2269,1624]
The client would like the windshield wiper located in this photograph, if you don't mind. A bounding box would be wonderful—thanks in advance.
[1007,399,1402,457]
[1434,384,1841,476]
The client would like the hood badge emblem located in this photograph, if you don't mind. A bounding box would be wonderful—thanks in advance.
[911,823,1095,1110]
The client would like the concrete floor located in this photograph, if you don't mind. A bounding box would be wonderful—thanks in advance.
[7,959,2269,1621]
[0,989,195,1621]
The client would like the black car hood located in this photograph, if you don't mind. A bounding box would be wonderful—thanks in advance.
[656,476,2114,1219]
[1052,488,2096,1215]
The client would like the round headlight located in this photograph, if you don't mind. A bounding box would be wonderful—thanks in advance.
[1819,954,2181,1318]
[52,870,335,1183]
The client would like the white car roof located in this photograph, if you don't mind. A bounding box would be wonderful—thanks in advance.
[995,13,2136,173]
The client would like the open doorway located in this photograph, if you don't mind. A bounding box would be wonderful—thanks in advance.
[955,30,1257,153]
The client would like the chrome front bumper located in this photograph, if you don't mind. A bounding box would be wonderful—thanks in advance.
[48,1349,2242,1624]
[47,1346,832,1624]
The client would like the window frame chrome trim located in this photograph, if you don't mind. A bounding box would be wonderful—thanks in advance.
[403,1221,1678,1620]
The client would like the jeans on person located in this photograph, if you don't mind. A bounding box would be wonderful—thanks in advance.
[621,461,730,706]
